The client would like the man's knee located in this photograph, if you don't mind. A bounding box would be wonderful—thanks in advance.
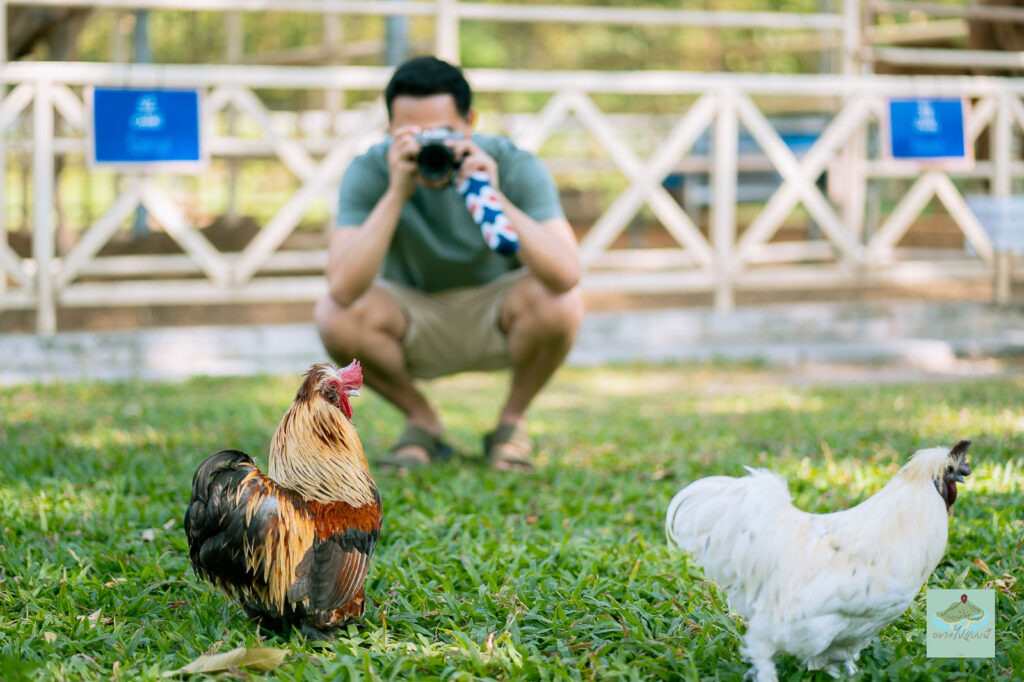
[315,295,357,358]
[510,277,584,340]
[314,290,403,358]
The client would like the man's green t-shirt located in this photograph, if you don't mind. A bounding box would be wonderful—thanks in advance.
[335,134,564,293]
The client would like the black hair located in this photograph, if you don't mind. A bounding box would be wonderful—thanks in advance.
[384,56,472,120]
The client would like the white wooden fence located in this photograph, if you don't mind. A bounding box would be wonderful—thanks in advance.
[1,61,1022,334]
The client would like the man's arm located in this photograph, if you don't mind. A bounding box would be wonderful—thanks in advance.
[326,127,422,307]
[452,140,581,294]
[497,203,580,294]
[325,197,399,307]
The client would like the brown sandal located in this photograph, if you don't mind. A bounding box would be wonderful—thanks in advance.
[483,423,534,472]
[378,424,453,470]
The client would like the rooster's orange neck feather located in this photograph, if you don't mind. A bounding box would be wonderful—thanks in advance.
[267,387,375,507]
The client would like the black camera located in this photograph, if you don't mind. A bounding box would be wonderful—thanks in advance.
[414,128,463,180]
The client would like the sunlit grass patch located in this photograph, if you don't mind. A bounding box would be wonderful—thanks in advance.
[1,365,1021,680]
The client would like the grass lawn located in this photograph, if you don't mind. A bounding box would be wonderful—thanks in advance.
[1,364,1022,680]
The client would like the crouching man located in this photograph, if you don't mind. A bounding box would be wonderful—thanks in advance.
[315,56,583,471]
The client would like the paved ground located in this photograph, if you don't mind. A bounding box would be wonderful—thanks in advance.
[2,299,1023,385]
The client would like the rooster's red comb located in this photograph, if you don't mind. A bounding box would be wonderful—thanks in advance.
[338,359,363,389]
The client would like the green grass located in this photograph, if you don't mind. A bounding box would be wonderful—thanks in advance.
[1,365,1022,680]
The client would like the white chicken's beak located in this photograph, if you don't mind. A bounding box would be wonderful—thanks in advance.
[345,388,360,397]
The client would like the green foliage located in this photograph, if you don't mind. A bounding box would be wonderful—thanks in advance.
[1,365,1021,679]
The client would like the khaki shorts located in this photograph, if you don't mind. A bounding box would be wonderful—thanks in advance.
[377,270,525,379]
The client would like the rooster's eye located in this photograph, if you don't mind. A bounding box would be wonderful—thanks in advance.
[322,380,342,406]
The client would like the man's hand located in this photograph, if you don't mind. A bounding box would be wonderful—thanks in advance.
[450,138,499,189]
[388,125,422,199]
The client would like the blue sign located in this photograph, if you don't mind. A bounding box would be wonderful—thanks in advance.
[91,88,204,169]
[888,98,968,161]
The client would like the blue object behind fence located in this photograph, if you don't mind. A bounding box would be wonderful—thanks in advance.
[91,88,203,167]
[888,98,967,161]
[965,195,1024,253]
[663,113,830,211]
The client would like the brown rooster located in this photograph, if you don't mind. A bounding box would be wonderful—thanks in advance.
[184,360,381,640]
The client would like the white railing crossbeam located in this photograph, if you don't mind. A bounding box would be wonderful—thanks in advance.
[139,182,231,285]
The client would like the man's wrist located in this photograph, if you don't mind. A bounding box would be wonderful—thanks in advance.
[384,181,414,204]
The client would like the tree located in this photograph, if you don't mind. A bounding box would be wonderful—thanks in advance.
[7,6,93,61]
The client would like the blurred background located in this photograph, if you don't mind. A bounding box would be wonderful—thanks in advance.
[0,1,1021,371]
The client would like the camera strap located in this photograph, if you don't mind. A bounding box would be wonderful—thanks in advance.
[458,172,520,256]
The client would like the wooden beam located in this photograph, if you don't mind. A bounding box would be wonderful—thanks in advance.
[56,180,142,287]
[10,0,844,31]
[870,47,1024,71]
[139,182,231,285]
[50,83,86,132]
[712,93,738,311]
[735,93,869,264]
[867,171,942,260]
[577,92,715,267]
[868,0,1024,24]
[6,62,1024,97]
[931,173,994,265]
[32,81,55,334]
[232,135,360,284]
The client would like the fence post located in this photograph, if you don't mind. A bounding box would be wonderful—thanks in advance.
[33,80,56,335]
[225,11,243,225]
[992,90,1012,304]
[0,0,6,297]
[324,11,345,114]
[842,110,868,247]
[992,91,1012,198]
[841,0,860,76]
[435,0,460,64]
[712,92,737,312]
[838,0,867,248]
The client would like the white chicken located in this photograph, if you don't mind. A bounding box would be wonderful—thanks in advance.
[665,440,971,682]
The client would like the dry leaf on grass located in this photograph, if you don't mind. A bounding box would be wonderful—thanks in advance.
[484,631,495,655]
[983,573,1018,596]
[77,609,108,629]
[973,557,993,576]
[141,529,156,542]
[162,646,289,677]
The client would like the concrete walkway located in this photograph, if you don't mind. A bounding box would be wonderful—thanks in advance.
[2,299,1023,385]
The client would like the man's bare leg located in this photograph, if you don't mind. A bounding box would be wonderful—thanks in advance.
[493,275,584,467]
[315,287,441,464]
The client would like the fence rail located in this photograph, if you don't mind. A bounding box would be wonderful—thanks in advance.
[0,0,855,68]
[1,62,1022,334]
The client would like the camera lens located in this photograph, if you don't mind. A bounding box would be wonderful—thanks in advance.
[417,143,457,180]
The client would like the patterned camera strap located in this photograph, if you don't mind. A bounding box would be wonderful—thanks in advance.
[457,172,520,256]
